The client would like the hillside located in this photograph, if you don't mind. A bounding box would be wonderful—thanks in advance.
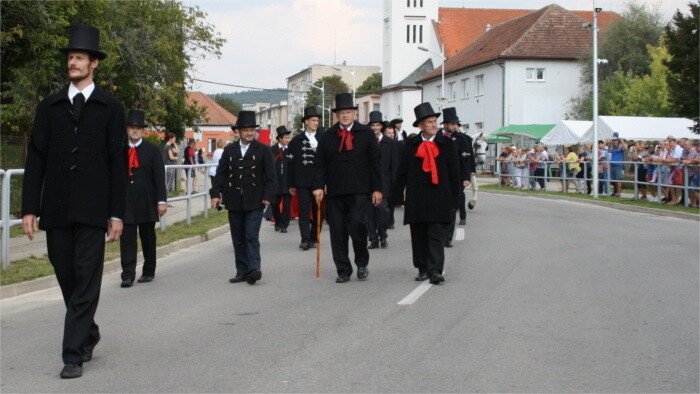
[212,89,288,106]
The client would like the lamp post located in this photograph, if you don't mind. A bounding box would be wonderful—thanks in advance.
[316,105,331,127]
[331,66,356,103]
[304,81,325,127]
[418,43,445,107]
[591,2,606,198]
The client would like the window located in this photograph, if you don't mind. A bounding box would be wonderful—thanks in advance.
[407,0,410,7]
[448,82,456,101]
[208,138,215,153]
[475,122,483,132]
[437,85,442,99]
[406,25,410,43]
[526,68,546,81]
[461,78,470,99]
[419,25,423,43]
[412,25,416,43]
[420,0,423,6]
[373,103,380,111]
[475,75,484,96]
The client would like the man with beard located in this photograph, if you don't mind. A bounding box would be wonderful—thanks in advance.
[288,106,323,250]
[313,93,382,283]
[21,24,126,379]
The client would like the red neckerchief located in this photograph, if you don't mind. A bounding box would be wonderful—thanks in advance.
[128,146,140,177]
[337,128,354,152]
[415,140,440,184]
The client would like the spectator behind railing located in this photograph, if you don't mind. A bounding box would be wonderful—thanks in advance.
[557,146,583,193]
[529,145,546,190]
[597,140,610,195]
[642,146,658,202]
[608,137,628,197]
[514,147,529,189]
[497,146,512,187]
[630,142,649,200]
[681,139,699,208]
[577,144,593,195]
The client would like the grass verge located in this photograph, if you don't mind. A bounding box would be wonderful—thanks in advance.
[481,184,700,215]
[1,208,230,286]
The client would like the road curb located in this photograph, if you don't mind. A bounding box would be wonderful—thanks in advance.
[0,224,230,300]
[481,189,699,221]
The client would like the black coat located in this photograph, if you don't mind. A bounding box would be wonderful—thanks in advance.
[21,85,126,230]
[124,140,167,224]
[270,143,291,195]
[287,131,322,188]
[439,129,473,182]
[209,140,276,211]
[392,134,461,224]
[313,122,382,197]
[377,136,399,197]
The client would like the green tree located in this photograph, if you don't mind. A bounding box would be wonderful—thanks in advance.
[663,2,699,121]
[305,75,349,127]
[212,94,242,116]
[356,72,382,96]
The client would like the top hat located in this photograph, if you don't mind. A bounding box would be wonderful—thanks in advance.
[441,107,461,125]
[390,118,403,126]
[126,109,147,128]
[302,106,321,121]
[276,125,291,139]
[412,102,441,127]
[331,93,358,112]
[232,111,259,129]
[368,111,383,125]
[59,24,107,60]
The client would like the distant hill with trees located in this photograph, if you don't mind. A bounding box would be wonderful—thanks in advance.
[211,89,288,107]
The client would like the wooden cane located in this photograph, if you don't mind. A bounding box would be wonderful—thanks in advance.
[315,201,322,278]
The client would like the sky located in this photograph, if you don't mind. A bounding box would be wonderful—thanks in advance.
[186,0,692,95]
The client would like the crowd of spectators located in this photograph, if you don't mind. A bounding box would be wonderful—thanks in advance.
[496,135,700,208]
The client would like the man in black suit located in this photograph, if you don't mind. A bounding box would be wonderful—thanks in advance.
[210,111,276,285]
[439,107,474,247]
[288,106,323,250]
[392,103,461,284]
[366,112,398,249]
[120,109,167,287]
[270,126,292,233]
[313,93,382,283]
[21,24,126,379]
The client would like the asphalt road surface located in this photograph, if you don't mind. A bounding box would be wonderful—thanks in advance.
[1,193,698,393]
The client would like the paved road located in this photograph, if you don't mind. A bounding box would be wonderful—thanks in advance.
[1,194,698,392]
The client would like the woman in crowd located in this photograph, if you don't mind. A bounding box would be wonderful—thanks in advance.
[514,147,529,189]
[209,139,227,184]
[630,142,649,200]
[558,146,582,193]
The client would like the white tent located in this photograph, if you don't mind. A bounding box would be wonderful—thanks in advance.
[579,116,696,142]
[540,120,591,146]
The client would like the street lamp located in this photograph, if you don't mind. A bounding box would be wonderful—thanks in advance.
[316,105,331,128]
[304,81,325,127]
[418,43,445,105]
[331,66,356,103]
[590,2,606,198]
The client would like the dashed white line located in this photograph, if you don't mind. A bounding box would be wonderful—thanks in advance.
[397,271,446,305]
[455,228,465,241]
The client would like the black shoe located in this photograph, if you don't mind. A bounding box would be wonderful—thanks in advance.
[335,276,350,283]
[299,241,309,251]
[429,273,445,284]
[280,228,287,233]
[415,272,429,281]
[458,219,466,226]
[137,275,154,283]
[380,240,388,248]
[468,202,475,210]
[444,241,453,248]
[357,266,369,280]
[275,225,280,232]
[229,274,248,283]
[81,333,101,362]
[120,279,133,288]
[368,241,379,249]
[388,225,395,230]
[60,364,82,379]
[309,241,317,248]
[246,269,262,285]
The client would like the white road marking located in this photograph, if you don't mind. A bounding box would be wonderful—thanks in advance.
[397,271,446,305]
[455,228,465,241]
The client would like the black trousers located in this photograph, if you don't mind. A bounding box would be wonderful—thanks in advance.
[46,224,105,365]
[445,209,458,243]
[120,222,157,281]
[272,194,291,229]
[409,222,446,276]
[326,194,370,277]
[367,199,389,242]
[458,186,467,220]
[297,187,319,243]
[388,205,396,227]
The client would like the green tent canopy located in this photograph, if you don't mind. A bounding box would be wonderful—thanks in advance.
[487,124,556,144]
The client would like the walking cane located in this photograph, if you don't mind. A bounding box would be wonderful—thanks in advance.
[315,202,322,278]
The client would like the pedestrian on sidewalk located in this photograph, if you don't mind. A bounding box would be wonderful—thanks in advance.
[312,93,383,283]
[120,109,168,288]
[21,24,126,379]
[392,102,460,284]
[210,111,276,285]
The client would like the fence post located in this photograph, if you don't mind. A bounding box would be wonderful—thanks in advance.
[1,169,8,268]
[633,162,639,199]
[683,166,689,207]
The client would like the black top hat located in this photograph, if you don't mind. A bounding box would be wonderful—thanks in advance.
[302,106,321,121]
[126,109,147,128]
[232,111,259,129]
[331,93,358,112]
[441,107,461,125]
[381,122,395,133]
[276,125,291,139]
[368,111,383,125]
[390,118,404,126]
[59,24,107,60]
[412,102,441,127]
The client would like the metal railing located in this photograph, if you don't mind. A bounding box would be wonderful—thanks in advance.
[0,163,219,268]
[495,160,699,207]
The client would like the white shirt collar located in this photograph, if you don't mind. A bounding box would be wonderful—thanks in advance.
[421,133,436,142]
[340,123,353,131]
[376,134,383,142]
[128,139,143,148]
[68,82,95,103]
